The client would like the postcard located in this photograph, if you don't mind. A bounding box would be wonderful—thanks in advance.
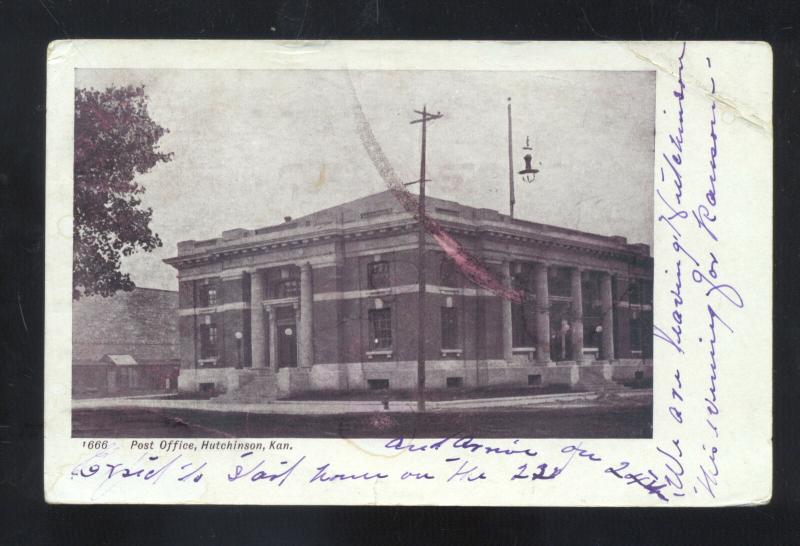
[44,40,772,505]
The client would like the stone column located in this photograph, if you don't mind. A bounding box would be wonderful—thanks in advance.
[268,307,278,372]
[600,271,615,361]
[501,261,513,361]
[250,271,266,368]
[298,263,314,368]
[534,263,551,364]
[570,268,585,364]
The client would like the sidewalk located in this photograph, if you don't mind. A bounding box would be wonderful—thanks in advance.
[72,389,652,415]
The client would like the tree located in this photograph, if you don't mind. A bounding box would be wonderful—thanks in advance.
[73,85,173,300]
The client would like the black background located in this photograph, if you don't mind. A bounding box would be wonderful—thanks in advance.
[1,1,798,544]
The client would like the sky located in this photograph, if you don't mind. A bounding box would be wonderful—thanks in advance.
[76,69,655,291]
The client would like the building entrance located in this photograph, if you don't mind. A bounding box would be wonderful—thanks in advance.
[278,323,297,368]
[549,301,573,361]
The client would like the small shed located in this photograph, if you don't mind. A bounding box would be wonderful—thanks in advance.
[72,288,181,397]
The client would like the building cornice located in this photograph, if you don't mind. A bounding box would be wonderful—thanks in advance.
[164,211,651,271]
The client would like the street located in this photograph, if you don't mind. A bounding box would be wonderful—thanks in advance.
[73,404,652,439]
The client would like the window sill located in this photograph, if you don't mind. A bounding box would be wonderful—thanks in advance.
[512,347,536,353]
[440,349,462,357]
[582,348,600,359]
[438,287,461,294]
[197,358,219,367]
[365,287,391,296]
[262,296,299,307]
[366,350,393,360]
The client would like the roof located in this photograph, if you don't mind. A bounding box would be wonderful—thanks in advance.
[166,189,651,266]
[72,288,179,362]
[101,354,137,366]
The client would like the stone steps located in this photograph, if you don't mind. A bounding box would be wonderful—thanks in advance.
[212,370,278,403]
[575,364,629,392]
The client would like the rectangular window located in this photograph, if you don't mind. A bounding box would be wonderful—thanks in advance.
[200,324,218,358]
[644,279,653,305]
[512,302,535,348]
[441,306,458,349]
[628,279,642,305]
[368,261,390,289]
[511,270,530,292]
[199,285,217,307]
[629,317,642,351]
[274,279,299,298]
[548,267,572,297]
[368,308,392,349]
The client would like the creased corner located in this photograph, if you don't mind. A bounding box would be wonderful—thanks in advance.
[624,42,772,134]
[47,40,73,65]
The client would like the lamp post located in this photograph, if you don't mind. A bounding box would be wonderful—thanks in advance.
[234,331,243,369]
[595,325,603,361]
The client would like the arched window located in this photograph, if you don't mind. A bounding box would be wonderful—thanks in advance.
[368,261,390,289]
[440,256,460,287]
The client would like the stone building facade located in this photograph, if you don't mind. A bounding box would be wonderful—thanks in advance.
[165,191,653,398]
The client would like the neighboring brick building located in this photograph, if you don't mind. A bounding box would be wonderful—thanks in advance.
[164,190,653,398]
[72,288,180,396]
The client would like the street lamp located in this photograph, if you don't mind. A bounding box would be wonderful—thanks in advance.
[234,331,243,369]
[518,136,539,184]
[595,325,603,361]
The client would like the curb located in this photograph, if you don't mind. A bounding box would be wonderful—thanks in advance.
[72,389,652,415]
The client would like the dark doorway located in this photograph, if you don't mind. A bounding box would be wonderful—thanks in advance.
[549,301,573,361]
[278,324,297,368]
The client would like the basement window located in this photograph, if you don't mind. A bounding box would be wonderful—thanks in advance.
[446,377,464,388]
[528,374,542,386]
[368,379,390,390]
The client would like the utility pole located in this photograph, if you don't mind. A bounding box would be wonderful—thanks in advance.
[409,105,443,412]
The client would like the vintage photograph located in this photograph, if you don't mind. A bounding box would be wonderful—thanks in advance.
[71,68,655,439]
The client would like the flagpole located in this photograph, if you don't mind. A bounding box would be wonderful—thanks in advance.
[507,97,515,218]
